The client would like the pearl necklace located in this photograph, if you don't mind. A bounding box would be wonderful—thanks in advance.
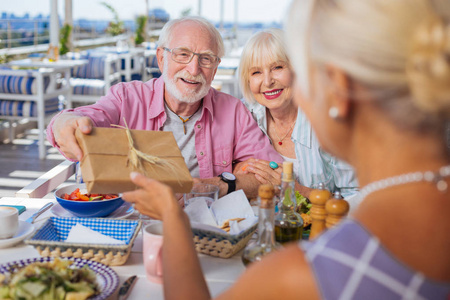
[356,165,450,202]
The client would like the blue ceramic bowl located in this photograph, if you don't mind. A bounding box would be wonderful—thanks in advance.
[54,184,124,218]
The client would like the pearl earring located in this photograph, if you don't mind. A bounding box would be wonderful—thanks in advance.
[328,107,339,119]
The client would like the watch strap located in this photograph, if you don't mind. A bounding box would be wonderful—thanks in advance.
[226,178,236,194]
[219,173,236,195]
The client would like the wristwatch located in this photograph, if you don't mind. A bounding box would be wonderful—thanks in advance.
[218,172,236,194]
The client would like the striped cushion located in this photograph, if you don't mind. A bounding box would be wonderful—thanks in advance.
[0,97,62,117]
[0,74,50,95]
[68,54,117,80]
[70,78,120,96]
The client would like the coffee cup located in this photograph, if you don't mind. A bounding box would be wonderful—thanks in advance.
[0,207,19,239]
[143,222,164,283]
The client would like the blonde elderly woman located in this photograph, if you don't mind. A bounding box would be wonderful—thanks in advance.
[236,28,359,202]
[123,0,450,299]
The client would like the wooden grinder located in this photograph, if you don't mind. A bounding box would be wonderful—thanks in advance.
[325,191,350,229]
[308,183,331,239]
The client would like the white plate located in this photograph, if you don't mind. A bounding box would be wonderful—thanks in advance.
[51,202,135,219]
[0,221,35,249]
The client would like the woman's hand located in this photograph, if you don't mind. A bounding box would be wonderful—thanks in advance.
[122,172,181,220]
[239,158,282,186]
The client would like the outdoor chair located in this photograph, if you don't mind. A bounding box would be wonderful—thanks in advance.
[0,66,71,159]
[65,52,121,106]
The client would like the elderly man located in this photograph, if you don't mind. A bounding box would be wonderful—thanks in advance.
[47,16,281,198]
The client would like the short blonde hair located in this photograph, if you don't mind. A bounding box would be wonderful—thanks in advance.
[239,29,291,104]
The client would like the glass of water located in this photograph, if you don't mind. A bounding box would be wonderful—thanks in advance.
[184,183,219,208]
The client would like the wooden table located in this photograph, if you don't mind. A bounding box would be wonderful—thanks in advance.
[0,197,246,299]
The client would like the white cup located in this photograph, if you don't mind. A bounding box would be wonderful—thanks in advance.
[0,207,19,239]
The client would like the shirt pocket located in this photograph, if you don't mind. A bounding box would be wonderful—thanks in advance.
[212,146,233,175]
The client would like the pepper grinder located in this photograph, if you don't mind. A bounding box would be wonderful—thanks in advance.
[325,191,350,229]
[309,183,331,239]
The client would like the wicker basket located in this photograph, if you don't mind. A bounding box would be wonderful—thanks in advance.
[192,223,257,258]
[25,217,142,266]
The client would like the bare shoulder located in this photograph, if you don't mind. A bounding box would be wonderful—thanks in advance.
[216,244,321,300]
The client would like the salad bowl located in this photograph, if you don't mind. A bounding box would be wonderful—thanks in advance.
[54,184,123,218]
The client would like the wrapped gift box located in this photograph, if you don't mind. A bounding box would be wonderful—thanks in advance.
[75,127,193,194]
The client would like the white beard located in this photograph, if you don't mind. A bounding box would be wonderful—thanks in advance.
[162,55,210,104]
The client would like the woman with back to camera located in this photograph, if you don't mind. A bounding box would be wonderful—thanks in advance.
[123,0,450,298]
[235,28,359,204]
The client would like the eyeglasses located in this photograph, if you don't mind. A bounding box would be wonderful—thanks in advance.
[163,47,221,69]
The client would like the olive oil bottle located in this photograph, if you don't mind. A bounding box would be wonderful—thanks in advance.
[274,161,304,244]
[242,185,280,266]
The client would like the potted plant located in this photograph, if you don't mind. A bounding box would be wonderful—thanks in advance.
[59,24,72,55]
[134,15,147,46]
[100,1,125,36]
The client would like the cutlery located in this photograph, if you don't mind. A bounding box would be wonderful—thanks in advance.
[117,275,137,300]
[25,202,54,224]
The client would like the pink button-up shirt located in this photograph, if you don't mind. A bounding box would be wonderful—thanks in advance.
[47,77,282,178]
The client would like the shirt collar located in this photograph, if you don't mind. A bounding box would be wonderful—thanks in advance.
[149,77,215,122]
[292,108,312,149]
[245,101,267,132]
[148,77,166,120]
[201,88,215,122]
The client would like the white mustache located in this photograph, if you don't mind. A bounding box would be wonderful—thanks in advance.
[175,71,206,84]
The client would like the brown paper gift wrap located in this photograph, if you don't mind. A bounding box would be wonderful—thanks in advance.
[75,127,193,194]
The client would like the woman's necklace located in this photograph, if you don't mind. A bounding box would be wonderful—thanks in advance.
[271,115,296,146]
[356,165,450,202]
[165,100,202,135]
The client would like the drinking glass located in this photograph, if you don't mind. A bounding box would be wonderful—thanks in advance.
[184,183,219,208]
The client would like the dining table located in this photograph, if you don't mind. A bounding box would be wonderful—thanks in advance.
[8,58,89,69]
[0,196,247,299]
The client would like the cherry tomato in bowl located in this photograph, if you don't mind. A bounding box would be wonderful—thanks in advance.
[54,184,124,218]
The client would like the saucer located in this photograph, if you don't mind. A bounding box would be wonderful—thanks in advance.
[0,221,35,249]
[51,202,134,219]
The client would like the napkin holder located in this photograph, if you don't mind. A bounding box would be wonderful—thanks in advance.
[25,217,141,266]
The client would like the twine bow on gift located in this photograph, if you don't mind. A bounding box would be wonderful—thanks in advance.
[112,119,178,179]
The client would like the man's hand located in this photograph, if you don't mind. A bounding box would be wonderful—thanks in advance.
[52,113,93,160]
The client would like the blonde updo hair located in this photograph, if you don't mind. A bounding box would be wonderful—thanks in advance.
[239,29,291,104]
[286,0,450,134]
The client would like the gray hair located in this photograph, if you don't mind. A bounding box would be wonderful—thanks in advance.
[286,0,450,136]
[158,16,225,58]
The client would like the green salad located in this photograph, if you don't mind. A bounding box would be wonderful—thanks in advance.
[295,191,312,235]
[0,258,99,300]
[296,191,311,214]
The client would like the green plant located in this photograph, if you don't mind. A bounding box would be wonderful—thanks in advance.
[100,1,125,36]
[134,15,147,45]
[181,7,192,17]
[59,24,72,55]
[0,54,13,64]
